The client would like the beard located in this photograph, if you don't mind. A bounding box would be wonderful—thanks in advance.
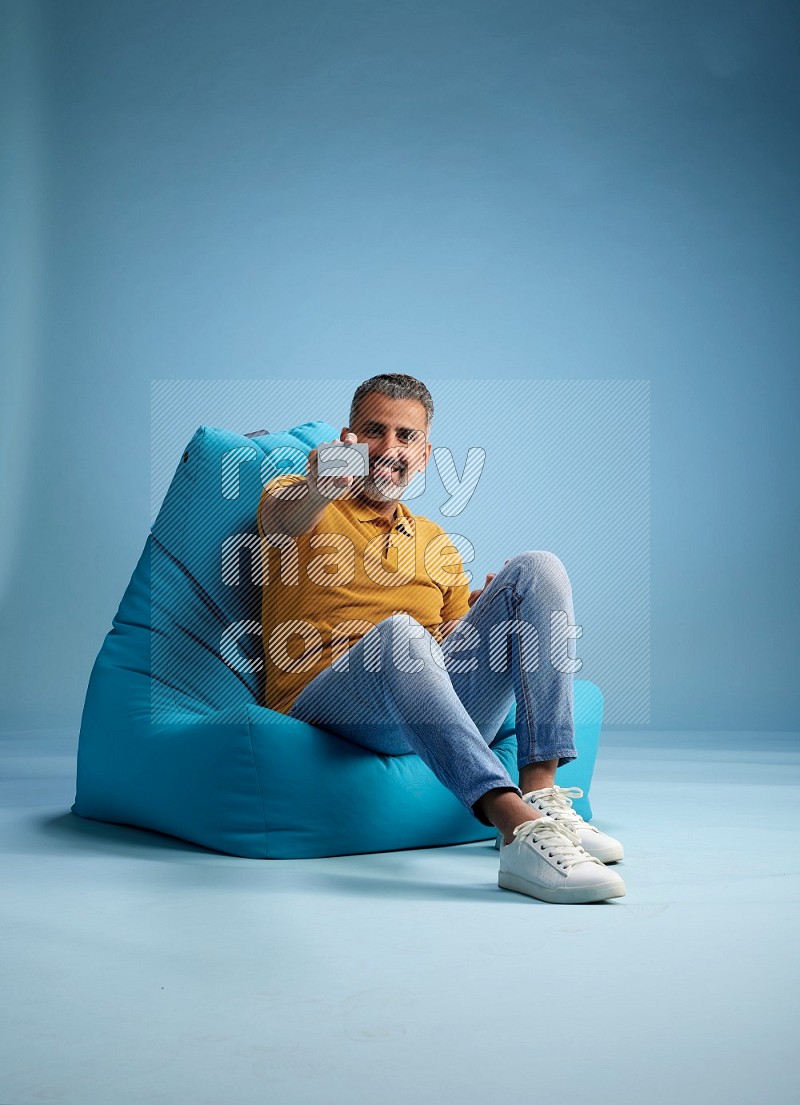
[362,457,409,501]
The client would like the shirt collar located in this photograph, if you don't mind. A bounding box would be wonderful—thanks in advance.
[340,493,416,536]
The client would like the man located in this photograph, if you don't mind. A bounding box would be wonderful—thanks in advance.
[257,373,625,904]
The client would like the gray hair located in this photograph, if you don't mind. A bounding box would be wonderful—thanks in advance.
[349,374,434,430]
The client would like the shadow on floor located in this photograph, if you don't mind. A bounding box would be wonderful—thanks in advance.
[38,810,215,858]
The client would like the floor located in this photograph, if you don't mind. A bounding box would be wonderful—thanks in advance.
[1,727,798,1105]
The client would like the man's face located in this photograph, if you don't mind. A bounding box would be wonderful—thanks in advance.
[342,392,432,503]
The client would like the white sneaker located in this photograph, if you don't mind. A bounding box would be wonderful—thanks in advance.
[493,786,624,864]
[498,818,626,905]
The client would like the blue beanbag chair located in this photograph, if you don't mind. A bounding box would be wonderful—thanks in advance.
[72,421,605,858]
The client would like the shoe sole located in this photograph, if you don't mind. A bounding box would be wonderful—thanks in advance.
[498,870,626,905]
[494,834,624,865]
[592,846,624,864]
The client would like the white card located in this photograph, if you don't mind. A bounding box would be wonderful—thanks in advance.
[316,442,369,480]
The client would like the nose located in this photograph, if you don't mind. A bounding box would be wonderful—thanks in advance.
[374,430,405,456]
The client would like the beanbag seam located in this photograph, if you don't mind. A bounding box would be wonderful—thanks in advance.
[245,710,269,855]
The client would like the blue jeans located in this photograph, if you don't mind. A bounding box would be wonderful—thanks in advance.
[288,551,579,825]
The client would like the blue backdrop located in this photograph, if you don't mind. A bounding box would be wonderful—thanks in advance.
[1,0,798,733]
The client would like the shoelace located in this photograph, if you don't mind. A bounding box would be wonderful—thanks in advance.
[521,785,585,829]
[511,818,601,870]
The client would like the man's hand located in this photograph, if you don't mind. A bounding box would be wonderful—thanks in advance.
[466,559,511,608]
[439,560,511,637]
[468,572,495,608]
[308,432,363,500]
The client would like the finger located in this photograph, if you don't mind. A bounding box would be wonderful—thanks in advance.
[316,439,346,483]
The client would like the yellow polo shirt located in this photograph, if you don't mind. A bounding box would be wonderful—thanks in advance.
[257,473,472,715]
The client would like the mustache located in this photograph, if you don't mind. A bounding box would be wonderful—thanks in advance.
[370,452,406,473]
